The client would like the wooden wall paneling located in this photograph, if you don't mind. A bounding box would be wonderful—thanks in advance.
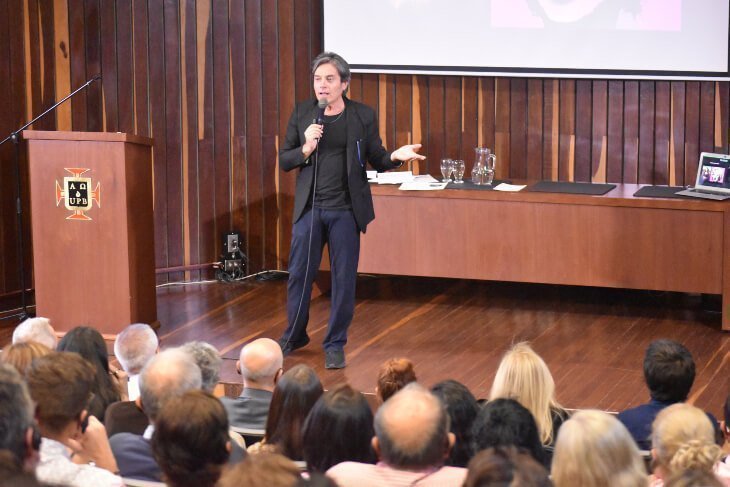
[494,78,510,179]
[147,0,169,281]
[479,78,496,172]
[181,0,200,280]
[427,76,445,167]
[718,81,729,153]
[100,0,118,132]
[558,80,575,181]
[623,81,639,183]
[228,0,247,266]
[670,82,686,186]
[526,79,543,180]
[84,0,102,131]
[590,80,607,182]
[685,82,700,185]
[413,75,429,174]
[211,0,231,278]
[637,81,655,184]
[25,0,42,128]
[360,74,379,125]
[443,77,461,160]
[381,74,395,151]
[509,78,527,179]
[195,0,215,278]
[542,80,558,181]
[132,0,150,136]
[293,0,311,104]
[606,81,624,183]
[309,0,322,62]
[68,0,87,130]
[699,81,715,153]
[394,75,412,154]
[0,0,15,294]
[573,80,591,182]
[261,0,280,269]
[116,0,134,134]
[461,76,478,176]
[277,0,295,267]
[39,1,56,130]
[653,81,670,185]
[348,73,362,101]
[163,0,183,281]
[53,0,71,131]
[245,0,266,272]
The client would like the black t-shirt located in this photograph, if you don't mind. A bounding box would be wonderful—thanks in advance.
[313,110,350,209]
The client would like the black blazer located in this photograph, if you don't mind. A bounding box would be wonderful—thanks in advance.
[279,96,400,233]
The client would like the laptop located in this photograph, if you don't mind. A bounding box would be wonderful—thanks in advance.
[676,152,730,200]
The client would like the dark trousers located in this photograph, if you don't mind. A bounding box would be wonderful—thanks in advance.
[284,207,360,351]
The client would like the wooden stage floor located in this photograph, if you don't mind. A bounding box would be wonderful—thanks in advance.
[152,275,729,419]
[2,275,729,418]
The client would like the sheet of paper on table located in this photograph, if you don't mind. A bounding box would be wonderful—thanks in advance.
[399,181,448,190]
[494,183,526,192]
[376,171,414,184]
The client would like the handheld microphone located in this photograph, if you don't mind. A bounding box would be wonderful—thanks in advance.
[315,98,328,125]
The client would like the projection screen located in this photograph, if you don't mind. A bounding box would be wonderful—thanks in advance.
[323,0,730,80]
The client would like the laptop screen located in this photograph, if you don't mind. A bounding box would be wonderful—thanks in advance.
[695,153,730,193]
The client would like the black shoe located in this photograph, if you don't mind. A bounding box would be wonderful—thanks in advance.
[325,349,346,369]
[278,335,310,356]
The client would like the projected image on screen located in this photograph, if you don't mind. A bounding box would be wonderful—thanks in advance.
[492,0,680,31]
[324,0,729,79]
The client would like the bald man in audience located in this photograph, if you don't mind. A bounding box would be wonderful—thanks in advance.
[12,317,57,350]
[220,338,284,431]
[327,383,467,486]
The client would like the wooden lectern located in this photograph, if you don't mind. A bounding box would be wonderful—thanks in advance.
[24,131,157,337]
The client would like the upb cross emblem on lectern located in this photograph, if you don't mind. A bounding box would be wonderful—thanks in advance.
[55,168,101,221]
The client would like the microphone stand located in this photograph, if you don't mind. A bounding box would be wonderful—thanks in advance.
[0,74,102,321]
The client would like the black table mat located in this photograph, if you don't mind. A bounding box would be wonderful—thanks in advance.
[633,185,693,199]
[527,181,615,195]
[445,179,512,190]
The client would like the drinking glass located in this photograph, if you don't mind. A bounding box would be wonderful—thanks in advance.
[440,159,453,182]
[453,159,465,183]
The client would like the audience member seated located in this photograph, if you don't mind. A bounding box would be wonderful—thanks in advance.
[471,398,547,467]
[490,342,568,454]
[57,327,126,421]
[12,317,57,350]
[720,394,730,478]
[552,409,647,487]
[218,453,301,487]
[326,383,467,486]
[431,379,479,468]
[0,364,39,476]
[150,390,230,487]
[113,323,158,401]
[221,338,283,431]
[302,383,376,473]
[27,352,123,486]
[1,341,51,377]
[109,348,202,482]
[618,339,720,451]
[180,341,222,394]
[650,403,728,487]
[665,469,724,487]
[463,446,551,487]
[376,358,417,404]
[248,364,323,460]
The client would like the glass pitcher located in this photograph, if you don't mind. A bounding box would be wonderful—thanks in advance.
[471,147,497,185]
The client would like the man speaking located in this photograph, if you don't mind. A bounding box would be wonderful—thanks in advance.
[278,52,425,369]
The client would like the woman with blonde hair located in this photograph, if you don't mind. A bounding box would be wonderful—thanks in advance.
[552,409,647,487]
[650,403,728,486]
[490,342,567,447]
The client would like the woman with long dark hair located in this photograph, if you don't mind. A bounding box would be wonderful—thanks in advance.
[56,326,125,421]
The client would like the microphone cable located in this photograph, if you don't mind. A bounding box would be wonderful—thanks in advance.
[280,122,323,352]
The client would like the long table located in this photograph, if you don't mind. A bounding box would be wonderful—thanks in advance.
[355,183,730,330]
